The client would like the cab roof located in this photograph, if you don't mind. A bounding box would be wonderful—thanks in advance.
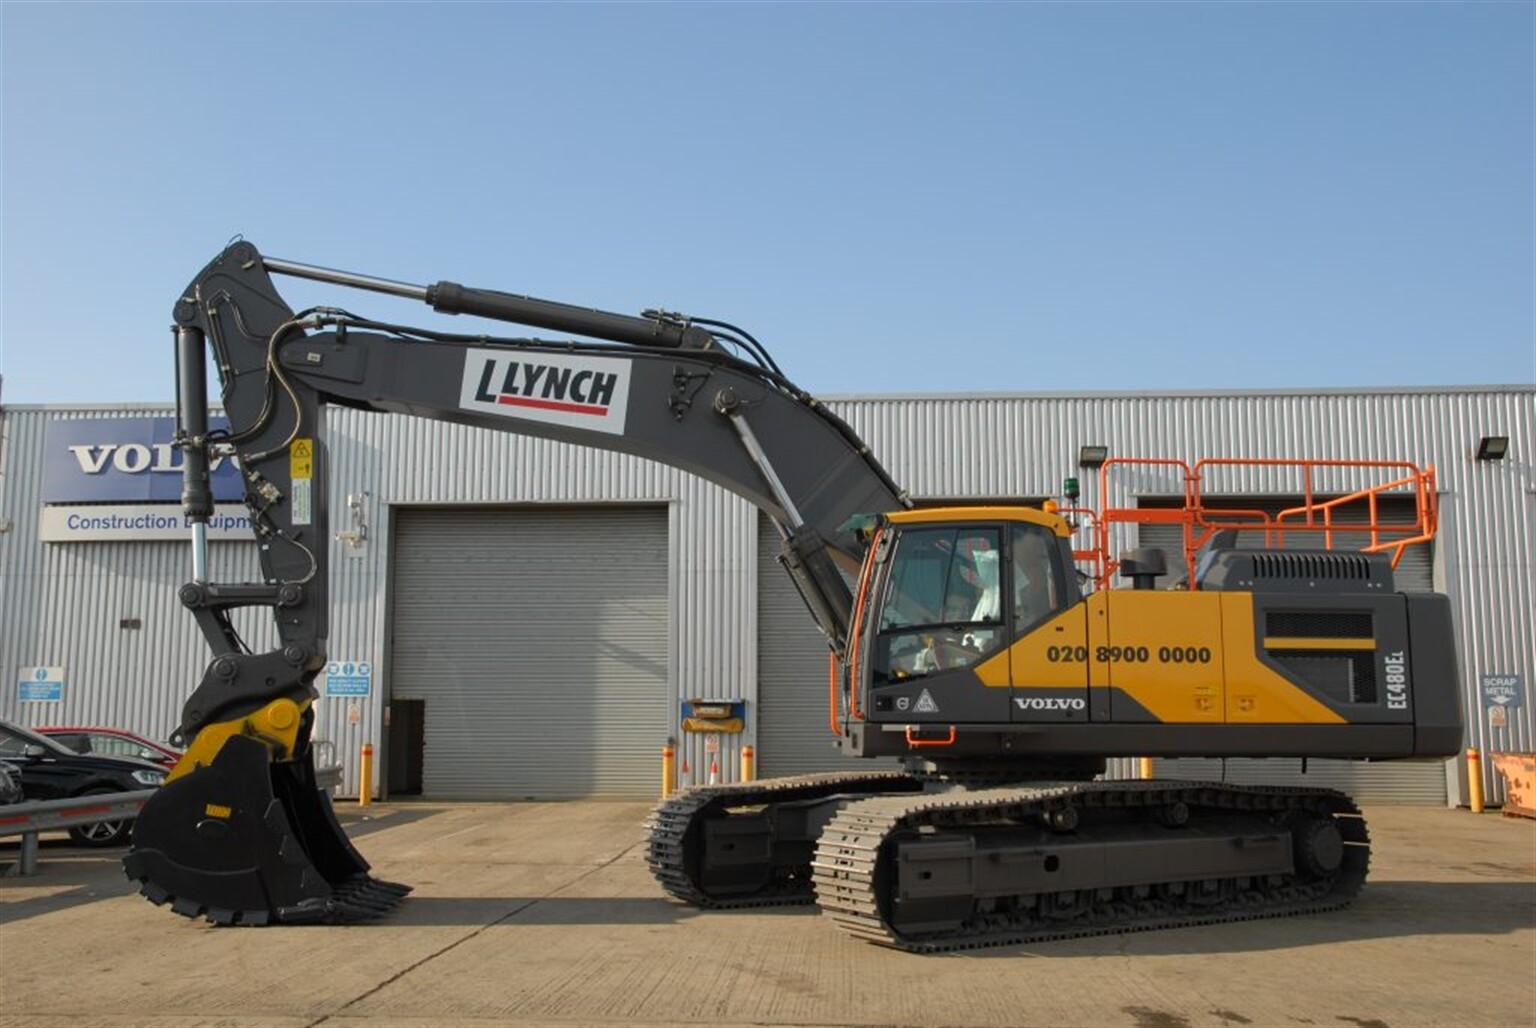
[883,505,1072,537]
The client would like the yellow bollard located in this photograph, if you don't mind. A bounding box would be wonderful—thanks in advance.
[661,742,676,798]
[359,742,374,807]
[1139,757,1155,781]
[741,744,756,783]
[1467,748,1484,813]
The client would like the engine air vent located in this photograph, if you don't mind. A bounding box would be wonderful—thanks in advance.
[1267,611,1374,638]
[1251,552,1375,581]
[1270,651,1379,705]
[1197,548,1395,593]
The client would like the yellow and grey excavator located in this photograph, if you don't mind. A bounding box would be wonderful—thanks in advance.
[125,241,1462,949]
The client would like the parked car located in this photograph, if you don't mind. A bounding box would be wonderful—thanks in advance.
[0,719,166,846]
[36,726,182,769]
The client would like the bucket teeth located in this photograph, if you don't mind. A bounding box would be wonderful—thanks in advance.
[277,876,411,924]
[131,872,411,927]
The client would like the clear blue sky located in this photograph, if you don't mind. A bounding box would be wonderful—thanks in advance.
[2,2,1531,404]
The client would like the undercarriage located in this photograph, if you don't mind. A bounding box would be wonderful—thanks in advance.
[647,773,1368,952]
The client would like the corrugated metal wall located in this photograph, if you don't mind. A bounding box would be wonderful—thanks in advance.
[3,386,1531,805]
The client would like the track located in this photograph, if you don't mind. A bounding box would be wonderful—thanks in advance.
[645,770,922,908]
[811,780,1370,952]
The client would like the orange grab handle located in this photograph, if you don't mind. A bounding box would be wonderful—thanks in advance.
[904,725,957,748]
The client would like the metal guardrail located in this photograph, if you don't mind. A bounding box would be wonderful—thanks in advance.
[0,790,155,876]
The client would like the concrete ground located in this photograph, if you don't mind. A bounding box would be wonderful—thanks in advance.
[1,800,1532,1028]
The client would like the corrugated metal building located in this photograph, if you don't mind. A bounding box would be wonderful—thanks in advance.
[2,385,1530,806]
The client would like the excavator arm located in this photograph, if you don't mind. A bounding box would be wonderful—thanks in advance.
[125,240,905,924]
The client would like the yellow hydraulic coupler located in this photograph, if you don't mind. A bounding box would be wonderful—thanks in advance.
[168,697,308,784]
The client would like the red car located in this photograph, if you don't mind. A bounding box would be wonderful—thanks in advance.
[36,727,182,770]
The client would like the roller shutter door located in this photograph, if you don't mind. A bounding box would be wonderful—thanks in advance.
[390,506,668,799]
[756,517,898,776]
[1136,496,1445,803]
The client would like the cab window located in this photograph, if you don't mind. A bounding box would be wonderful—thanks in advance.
[873,526,1004,683]
[1012,522,1065,634]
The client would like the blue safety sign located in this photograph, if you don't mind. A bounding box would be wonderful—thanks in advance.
[325,661,373,697]
[18,666,64,702]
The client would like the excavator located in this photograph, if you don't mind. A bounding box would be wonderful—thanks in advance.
[124,241,1463,951]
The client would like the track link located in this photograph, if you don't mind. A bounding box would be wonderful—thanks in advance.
[812,779,1369,952]
[645,770,922,909]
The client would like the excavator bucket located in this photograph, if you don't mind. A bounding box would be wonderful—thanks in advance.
[123,733,409,925]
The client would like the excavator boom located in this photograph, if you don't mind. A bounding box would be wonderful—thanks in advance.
[125,241,904,924]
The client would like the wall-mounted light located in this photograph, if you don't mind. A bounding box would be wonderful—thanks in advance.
[1078,445,1109,469]
[1476,436,1509,461]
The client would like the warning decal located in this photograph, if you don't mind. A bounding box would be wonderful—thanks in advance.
[290,438,314,480]
[913,689,939,713]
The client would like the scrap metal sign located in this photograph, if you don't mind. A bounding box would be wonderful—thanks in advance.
[1481,673,1524,710]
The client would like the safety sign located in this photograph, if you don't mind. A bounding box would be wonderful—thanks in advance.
[1481,674,1524,710]
[326,661,372,697]
[17,666,64,702]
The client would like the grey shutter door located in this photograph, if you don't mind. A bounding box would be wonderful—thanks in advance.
[756,516,898,776]
[1136,496,1444,803]
[390,506,668,799]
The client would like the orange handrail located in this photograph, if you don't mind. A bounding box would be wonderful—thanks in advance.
[1068,456,1438,591]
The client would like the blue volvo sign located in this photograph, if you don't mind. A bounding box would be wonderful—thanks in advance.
[41,417,244,503]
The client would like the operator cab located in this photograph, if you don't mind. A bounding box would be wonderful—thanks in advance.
[860,507,1082,700]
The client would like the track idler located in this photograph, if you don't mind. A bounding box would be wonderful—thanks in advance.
[123,730,409,925]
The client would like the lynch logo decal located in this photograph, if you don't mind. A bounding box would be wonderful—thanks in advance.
[460,350,632,435]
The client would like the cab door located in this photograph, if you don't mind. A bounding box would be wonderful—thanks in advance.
[864,523,1013,725]
[1005,521,1090,723]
